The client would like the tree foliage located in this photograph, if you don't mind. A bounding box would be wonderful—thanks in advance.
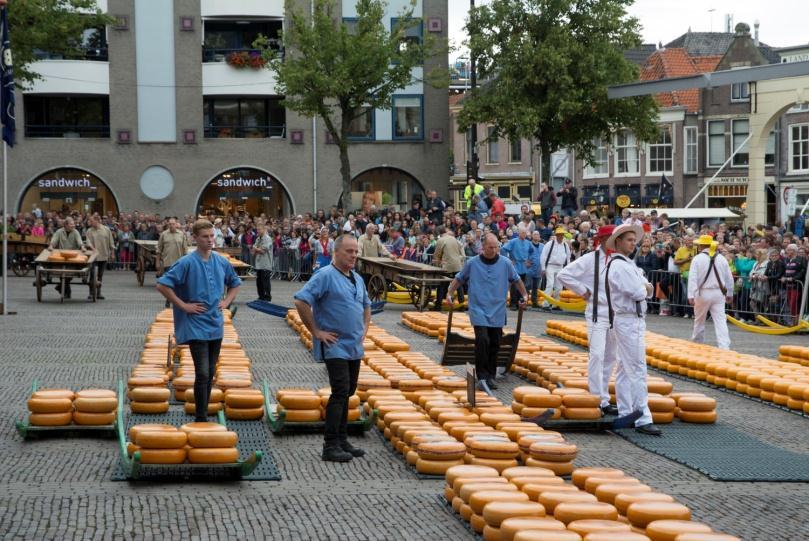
[458,0,658,174]
[257,0,445,210]
[9,0,113,87]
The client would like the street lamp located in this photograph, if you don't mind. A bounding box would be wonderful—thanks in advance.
[467,0,479,182]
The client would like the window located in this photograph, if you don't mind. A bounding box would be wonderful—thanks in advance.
[684,126,698,173]
[347,106,374,140]
[731,82,750,102]
[707,120,725,167]
[34,26,108,61]
[392,95,423,140]
[765,130,776,166]
[790,124,809,172]
[648,126,673,174]
[497,185,510,199]
[391,18,423,57]
[487,127,500,163]
[509,139,522,163]
[203,20,283,62]
[731,119,749,167]
[23,96,110,138]
[615,129,639,175]
[203,98,285,138]
[342,18,359,35]
[517,185,532,199]
[584,138,609,177]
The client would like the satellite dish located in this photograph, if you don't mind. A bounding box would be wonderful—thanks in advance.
[139,166,174,200]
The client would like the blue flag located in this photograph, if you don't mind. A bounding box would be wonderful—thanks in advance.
[0,6,15,147]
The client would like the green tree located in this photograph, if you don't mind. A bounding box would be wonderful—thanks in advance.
[9,0,113,87]
[458,0,658,186]
[256,0,445,211]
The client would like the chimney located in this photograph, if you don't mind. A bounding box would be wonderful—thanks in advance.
[754,20,760,46]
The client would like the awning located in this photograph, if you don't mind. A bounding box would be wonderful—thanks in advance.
[633,208,742,219]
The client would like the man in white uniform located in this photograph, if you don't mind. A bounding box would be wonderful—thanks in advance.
[687,235,735,350]
[605,224,660,436]
[557,225,619,416]
[541,226,571,309]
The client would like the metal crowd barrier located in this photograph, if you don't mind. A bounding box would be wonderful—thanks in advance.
[271,248,314,282]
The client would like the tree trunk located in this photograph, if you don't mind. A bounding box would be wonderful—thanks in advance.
[338,141,352,212]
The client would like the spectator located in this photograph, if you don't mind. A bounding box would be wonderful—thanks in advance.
[537,183,557,223]
[556,179,578,217]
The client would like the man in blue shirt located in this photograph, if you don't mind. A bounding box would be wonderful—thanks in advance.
[157,220,241,422]
[501,228,534,310]
[446,233,528,392]
[526,231,544,307]
[294,234,371,463]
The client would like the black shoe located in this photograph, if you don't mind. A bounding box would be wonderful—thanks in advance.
[600,404,619,416]
[523,409,555,426]
[64,290,71,299]
[612,410,644,429]
[635,424,662,436]
[340,441,366,457]
[87,295,94,300]
[322,446,353,462]
[485,378,499,390]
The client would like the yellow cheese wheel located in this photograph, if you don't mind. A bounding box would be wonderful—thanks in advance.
[562,394,601,408]
[183,402,223,415]
[614,493,676,516]
[594,483,652,505]
[676,397,716,412]
[73,397,118,413]
[445,464,500,486]
[672,534,741,541]
[561,407,602,420]
[470,490,530,515]
[136,430,189,449]
[460,483,518,504]
[499,517,566,541]
[128,376,164,388]
[179,422,227,435]
[417,440,467,461]
[73,411,115,425]
[31,389,74,400]
[27,398,73,414]
[185,388,225,403]
[584,533,651,541]
[513,386,551,403]
[130,401,170,414]
[187,447,240,464]
[454,477,510,495]
[567,519,631,537]
[646,381,673,395]
[468,438,520,460]
[29,411,72,426]
[513,531,582,541]
[571,468,625,489]
[223,392,264,409]
[626,502,691,528]
[647,397,676,413]
[480,412,522,426]
[130,387,171,402]
[126,443,140,457]
[470,512,487,533]
[518,433,565,453]
[553,502,618,525]
[278,393,321,409]
[521,483,579,501]
[483,501,546,527]
[537,491,598,514]
[528,441,578,462]
[524,458,574,476]
[415,458,465,475]
[652,411,675,424]
[137,448,187,464]
[129,423,176,441]
[482,524,502,541]
[225,406,265,420]
[644,520,712,541]
[677,410,717,423]
[279,407,319,422]
[584,477,640,495]
[468,457,520,473]
[76,389,116,399]
[501,466,557,481]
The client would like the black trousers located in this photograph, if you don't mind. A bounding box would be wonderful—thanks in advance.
[256,269,272,301]
[90,261,106,293]
[323,359,361,446]
[188,339,222,421]
[473,326,502,381]
[435,281,464,307]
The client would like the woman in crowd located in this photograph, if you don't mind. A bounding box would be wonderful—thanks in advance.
[312,228,334,270]
[733,246,755,322]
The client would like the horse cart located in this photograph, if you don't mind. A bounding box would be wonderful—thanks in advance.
[5,234,48,276]
[357,256,454,311]
[33,248,98,303]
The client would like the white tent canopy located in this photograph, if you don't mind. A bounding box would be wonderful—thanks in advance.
[632,208,742,220]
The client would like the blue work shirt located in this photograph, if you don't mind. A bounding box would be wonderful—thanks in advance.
[293,264,371,361]
[527,242,543,278]
[455,255,520,328]
[157,250,242,345]
[501,237,533,275]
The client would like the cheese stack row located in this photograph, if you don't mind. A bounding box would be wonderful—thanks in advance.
[276,389,322,422]
[183,388,223,416]
[224,388,265,420]
[27,388,117,426]
[126,422,239,464]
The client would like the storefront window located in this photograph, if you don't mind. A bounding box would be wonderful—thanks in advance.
[197,168,292,218]
[18,168,119,216]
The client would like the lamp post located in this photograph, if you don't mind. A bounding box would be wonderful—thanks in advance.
[467,0,478,183]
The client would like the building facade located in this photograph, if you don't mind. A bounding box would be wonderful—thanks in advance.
[10,0,449,218]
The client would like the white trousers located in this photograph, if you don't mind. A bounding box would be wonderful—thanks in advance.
[542,264,563,306]
[691,289,731,350]
[587,318,617,408]
[612,315,653,427]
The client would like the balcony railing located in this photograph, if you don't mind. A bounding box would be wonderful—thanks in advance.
[33,47,109,62]
[202,45,282,63]
[204,125,286,139]
[25,125,110,138]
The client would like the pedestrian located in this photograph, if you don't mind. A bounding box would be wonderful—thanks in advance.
[84,214,116,300]
[252,223,273,301]
[313,228,334,270]
[293,235,371,463]
[525,231,543,307]
[780,244,806,326]
[540,226,571,309]
[48,217,85,299]
[558,225,620,416]
[357,224,391,258]
[156,220,242,421]
[445,233,528,393]
[537,183,557,223]
[432,226,466,309]
[556,179,578,217]
[604,223,659,435]
[686,235,735,349]
[501,228,533,310]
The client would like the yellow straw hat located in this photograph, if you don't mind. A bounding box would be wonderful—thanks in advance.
[695,234,714,245]
[554,226,567,235]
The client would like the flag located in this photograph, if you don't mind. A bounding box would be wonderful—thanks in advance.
[0,6,14,147]
[658,174,672,203]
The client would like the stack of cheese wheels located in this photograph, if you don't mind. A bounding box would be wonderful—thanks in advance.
[184,388,224,416]
[73,389,117,425]
[132,424,188,464]
[557,389,602,420]
[647,395,677,424]
[27,388,75,426]
[512,386,562,420]
[215,346,253,392]
[526,439,578,476]
[186,426,239,464]
[129,386,170,414]
[777,345,809,367]
[675,395,717,424]
[126,423,173,457]
[317,387,361,422]
[414,428,466,475]
[370,332,410,353]
[224,388,265,420]
[277,389,322,422]
[626,501,692,530]
[466,433,520,473]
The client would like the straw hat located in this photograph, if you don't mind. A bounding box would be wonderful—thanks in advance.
[554,226,567,235]
[605,223,644,251]
[695,234,714,245]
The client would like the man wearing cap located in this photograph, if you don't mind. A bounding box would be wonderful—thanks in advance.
[687,235,734,350]
[605,223,660,435]
[540,227,571,309]
[557,225,619,416]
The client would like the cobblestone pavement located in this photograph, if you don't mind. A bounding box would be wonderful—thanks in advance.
[1,271,808,540]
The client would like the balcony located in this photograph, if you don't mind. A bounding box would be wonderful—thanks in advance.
[202,62,279,96]
[24,60,109,95]
[24,95,110,139]
[201,0,284,18]
[203,97,285,139]
[24,125,110,138]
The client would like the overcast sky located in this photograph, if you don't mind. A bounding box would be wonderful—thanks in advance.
[447,0,808,61]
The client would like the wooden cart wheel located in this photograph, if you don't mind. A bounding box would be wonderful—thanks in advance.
[408,283,433,311]
[367,273,387,303]
[12,256,31,277]
[418,285,433,311]
[136,256,145,287]
[35,268,42,302]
